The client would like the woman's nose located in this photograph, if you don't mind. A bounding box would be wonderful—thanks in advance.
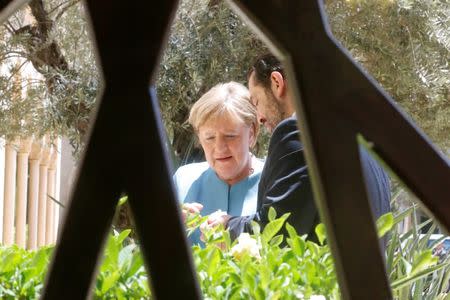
[215,136,227,151]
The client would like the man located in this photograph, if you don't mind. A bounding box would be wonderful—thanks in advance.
[208,53,391,244]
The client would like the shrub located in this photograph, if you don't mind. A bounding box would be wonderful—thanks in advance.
[0,207,448,299]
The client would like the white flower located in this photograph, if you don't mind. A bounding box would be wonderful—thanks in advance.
[310,295,326,300]
[230,232,261,260]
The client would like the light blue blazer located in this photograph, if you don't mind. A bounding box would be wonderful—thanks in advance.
[174,156,264,244]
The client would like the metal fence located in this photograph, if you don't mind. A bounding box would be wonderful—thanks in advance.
[0,0,448,299]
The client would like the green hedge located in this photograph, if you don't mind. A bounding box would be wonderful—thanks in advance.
[0,207,449,299]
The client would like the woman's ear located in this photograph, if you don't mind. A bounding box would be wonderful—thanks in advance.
[270,71,286,99]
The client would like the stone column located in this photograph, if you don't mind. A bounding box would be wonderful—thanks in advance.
[0,138,5,242]
[16,138,32,247]
[54,138,62,243]
[27,140,42,250]
[3,139,18,245]
[38,144,51,247]
[46,149,57,244]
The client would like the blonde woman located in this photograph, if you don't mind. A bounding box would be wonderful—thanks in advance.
[174,81,264,244]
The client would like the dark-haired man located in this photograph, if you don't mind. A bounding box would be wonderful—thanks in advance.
[208,54,391,245]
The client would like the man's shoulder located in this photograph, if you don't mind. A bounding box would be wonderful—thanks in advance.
[273,117,298,135]
[268,117,302,155]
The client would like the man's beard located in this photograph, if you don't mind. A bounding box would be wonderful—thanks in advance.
[265,89,287,133]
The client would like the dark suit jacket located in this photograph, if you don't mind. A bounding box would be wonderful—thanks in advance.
[227,117,391,245]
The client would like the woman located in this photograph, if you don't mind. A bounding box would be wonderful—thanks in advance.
[173,81,264,244]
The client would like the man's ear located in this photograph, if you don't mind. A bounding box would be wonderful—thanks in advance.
[270,71,286,99]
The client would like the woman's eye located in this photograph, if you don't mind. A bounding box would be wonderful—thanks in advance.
[205,136,215,141]
[226,135,237,139]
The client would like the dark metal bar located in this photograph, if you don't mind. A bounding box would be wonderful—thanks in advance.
[42,92,124,298]
[0,0,29,22]
[342,92,450,229]
[43,0,200,299]
[125,87,201,299]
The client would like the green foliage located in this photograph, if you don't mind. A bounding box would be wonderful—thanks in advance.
[326,0,450,153]
[1,0,448,160]
[1,208,449,299]
[193,214,339,299]
[385,209,450,299]
[0,245,51,299]
[0,0,98,154]
[0,231,148,299]
[95,230,149,299]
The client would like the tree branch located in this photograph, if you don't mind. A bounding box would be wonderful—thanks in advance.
[48,0,73,14]
[54,0,80,22]
[4,20,16,33]
[5,60,28,83]
[28,0,53,36]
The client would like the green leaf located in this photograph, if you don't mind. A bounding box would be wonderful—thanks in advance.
[386,230,399,277]
[1,248,22,273]
[262,219,285,242]
[315,223,327,245]
[262,213,290,242]
[254,286,265,300]
[125,252,144,277]
[401,257,412,275]
[223,229,232,251]
[285,222,300,242]
[268,207,276,222]
[287,236,305,257]
[116,229,131,245]
[376,213,394,238]
[206,247,221,276]
[410,250,438,276]
[391,262,450,290]
[270,235,284,247]
[117,196,128,206]
[101,271,120,294]
[251,221,261,235]
[306,241,320,259]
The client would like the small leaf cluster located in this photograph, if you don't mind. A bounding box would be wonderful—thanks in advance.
[0,245,51,299]
[94,229,149,299]
[381,207,450,299]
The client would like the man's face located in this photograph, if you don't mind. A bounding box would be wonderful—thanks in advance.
[248,72,284,134]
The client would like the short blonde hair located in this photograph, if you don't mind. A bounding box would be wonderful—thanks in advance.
[189,81,259,147]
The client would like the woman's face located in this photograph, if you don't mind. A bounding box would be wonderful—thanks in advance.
[198,114,255,185]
